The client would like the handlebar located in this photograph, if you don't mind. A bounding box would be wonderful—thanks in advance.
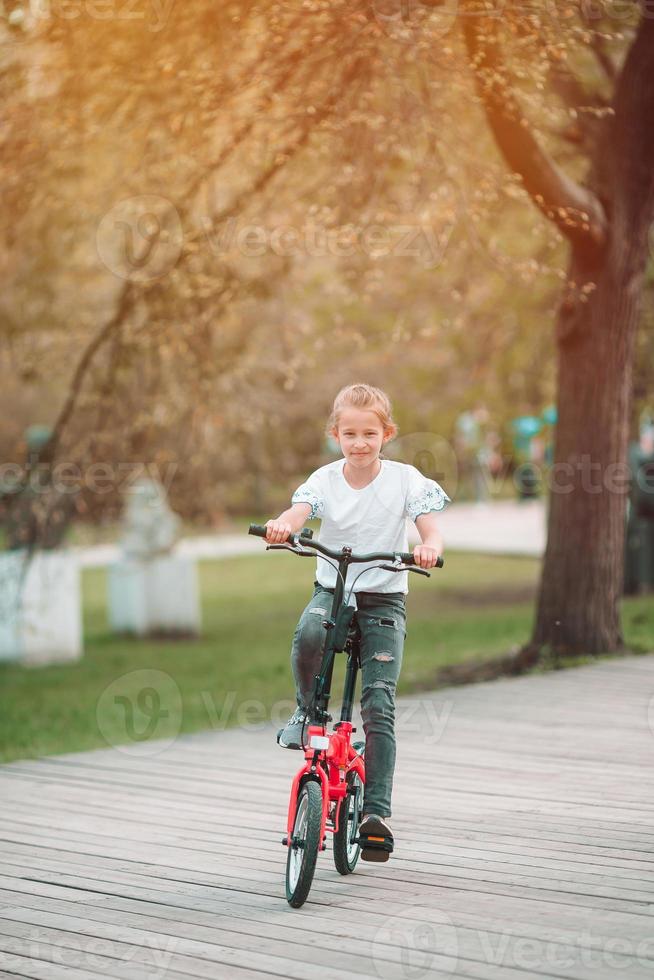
[248,523,444,569]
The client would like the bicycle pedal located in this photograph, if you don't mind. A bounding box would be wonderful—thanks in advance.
[355,833,394,861]
[353,834,393,848]
[360,844,391,863]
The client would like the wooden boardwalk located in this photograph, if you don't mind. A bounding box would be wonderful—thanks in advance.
[1,655,653,980]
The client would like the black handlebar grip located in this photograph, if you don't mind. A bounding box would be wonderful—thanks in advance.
[248,523,299,543]
[248,524,268,538]
[398,552,444,568]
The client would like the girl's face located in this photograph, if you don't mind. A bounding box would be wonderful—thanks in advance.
[332,407,392,467]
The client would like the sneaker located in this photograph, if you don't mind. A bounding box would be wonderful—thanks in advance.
[277,708,310,750]
[360,813,393,837]
[359,813,394,862]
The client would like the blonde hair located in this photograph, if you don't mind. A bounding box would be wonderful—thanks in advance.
[327,383,398,438]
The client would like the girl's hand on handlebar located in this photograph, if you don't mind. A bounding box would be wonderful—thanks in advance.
[265,520,292,543]
[413,544,440,569]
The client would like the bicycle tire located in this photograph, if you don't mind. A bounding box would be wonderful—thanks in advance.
[285,780,323,907]
[333,770,363,875]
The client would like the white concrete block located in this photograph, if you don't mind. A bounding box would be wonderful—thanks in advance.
[108,555,201,636]
[0,549,83,666]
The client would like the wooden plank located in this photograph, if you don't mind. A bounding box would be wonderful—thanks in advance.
[1,654,653,979]
[0,926,286,980]
[1,879,653,979]
[2,890,653,980]
[5,755,653,824]
[2,906,642,980]
[1,822,653,897]
[2,871,653,945]
[3,809,653,875]
[2,884,654,971]
[2,839,653,911]
[2,798,653,875]
[0,889,654,965]
[5,785,653,850]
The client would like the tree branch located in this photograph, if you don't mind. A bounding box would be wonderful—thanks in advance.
[187,53,366,246]
[42,48,365,475]
[589,31,617,84]
[546,61,610,156]
[460,4,608,251]
[47,281,135,461]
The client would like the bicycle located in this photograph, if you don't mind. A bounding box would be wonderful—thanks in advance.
[248,523,444,908]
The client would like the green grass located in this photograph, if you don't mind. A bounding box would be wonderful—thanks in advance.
[0,551,652,763]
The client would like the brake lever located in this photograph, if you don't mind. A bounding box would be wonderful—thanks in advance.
[378,562,431,578]
[408,566,431,578]
[266,544,317,557]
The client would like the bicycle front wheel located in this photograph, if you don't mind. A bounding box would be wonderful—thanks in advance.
[285,780,323,908]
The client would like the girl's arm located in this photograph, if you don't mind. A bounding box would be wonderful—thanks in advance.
[413,512,444,569]
[265,502,313,543]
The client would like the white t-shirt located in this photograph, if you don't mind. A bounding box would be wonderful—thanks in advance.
[291,458,451,595]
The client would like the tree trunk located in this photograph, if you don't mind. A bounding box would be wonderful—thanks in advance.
[531,18,654,656]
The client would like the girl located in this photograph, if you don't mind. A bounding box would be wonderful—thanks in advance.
[265,383,450,853]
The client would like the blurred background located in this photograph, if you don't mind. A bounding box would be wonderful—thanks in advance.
[1,1,653,761]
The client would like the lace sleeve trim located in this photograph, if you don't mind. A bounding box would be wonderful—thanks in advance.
[292,488,323,520]
[406,483,451,521]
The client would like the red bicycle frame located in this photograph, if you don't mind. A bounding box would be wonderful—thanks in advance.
[285,721,366,850]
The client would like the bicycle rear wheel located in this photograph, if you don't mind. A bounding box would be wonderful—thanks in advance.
[333,770,363,875]
[285,780,323,908]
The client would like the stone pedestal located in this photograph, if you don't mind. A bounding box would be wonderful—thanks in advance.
[0,549,83,666]
[108,555,201,636]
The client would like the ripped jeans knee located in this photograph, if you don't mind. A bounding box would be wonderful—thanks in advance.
[361,678,396,728]
[290,589,331,711]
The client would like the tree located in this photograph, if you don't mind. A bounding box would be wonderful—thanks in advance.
[3,1,651,662]
[459,2,654,654]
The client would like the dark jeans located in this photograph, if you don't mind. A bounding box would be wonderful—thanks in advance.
[290,582,407,818]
